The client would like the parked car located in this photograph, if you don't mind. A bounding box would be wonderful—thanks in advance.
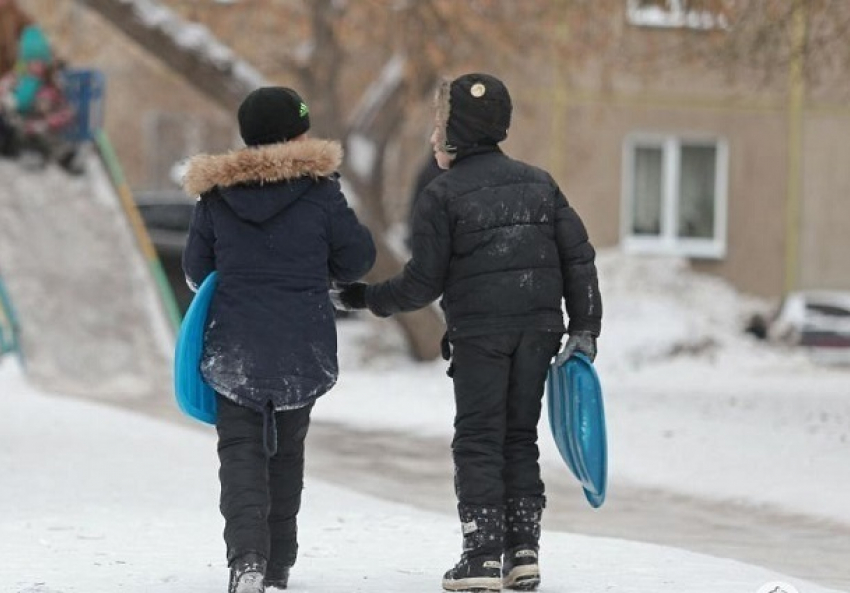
[747,290,850,364]
[134,190,193,255]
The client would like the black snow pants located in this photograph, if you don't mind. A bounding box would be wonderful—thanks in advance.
[216,394,313,568]
[449,331,562,506]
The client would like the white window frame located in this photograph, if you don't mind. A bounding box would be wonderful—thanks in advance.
[621,133,729,259]
[626,0,729,31]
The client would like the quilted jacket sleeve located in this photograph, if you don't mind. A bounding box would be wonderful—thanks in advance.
[554,187,602,337]
[327,182,376,283]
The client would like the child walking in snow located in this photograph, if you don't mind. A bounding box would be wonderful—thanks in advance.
[332,72,602,592]
[181,86,376,593]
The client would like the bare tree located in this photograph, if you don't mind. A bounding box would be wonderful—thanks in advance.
[76,0,263,111]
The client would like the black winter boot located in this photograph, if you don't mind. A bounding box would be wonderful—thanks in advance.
[502,497,545,590]
[442,504,505,592]
[228,552,266,593]
[264,563,291,590]
[502,546,539,591]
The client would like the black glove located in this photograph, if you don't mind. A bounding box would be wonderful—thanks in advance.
[329,282,368,311]
[554,331,597,366]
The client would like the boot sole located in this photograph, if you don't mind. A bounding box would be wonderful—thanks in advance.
[503,565,541,591]
[234,572,264,593]
[442,576,502,592]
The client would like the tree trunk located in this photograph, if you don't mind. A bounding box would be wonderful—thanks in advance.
[340,56,445,361]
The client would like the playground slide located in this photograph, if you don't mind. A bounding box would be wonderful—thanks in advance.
[0,152,174,403]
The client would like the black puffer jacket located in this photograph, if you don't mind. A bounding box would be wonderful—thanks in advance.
[181,139,376,412]
[365,147,601,339]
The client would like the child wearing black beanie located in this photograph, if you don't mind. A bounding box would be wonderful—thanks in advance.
[182,86,376,593]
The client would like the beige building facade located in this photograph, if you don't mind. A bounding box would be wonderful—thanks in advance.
[510,2,850,298]
[21,0,850,299]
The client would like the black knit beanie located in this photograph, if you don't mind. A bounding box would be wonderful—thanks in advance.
[445,73,512,151]
[238,87,311,146]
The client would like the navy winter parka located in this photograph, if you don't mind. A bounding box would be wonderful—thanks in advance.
[181,138,376,412]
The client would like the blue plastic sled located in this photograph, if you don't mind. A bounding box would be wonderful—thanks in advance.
[174,272,218,425]
[547,353,607,508]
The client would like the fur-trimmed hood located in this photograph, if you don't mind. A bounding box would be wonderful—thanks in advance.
[181,138,343,197]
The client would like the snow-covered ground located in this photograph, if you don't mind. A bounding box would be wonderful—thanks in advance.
[2,231,848,592]
[324,252,850,528]
[0,359,843,593]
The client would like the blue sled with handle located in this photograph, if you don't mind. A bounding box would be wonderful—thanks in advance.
[174,271,218,425]
[547,352,607,508]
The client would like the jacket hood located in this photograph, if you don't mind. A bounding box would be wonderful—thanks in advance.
[181,138,343,224]
[181,138,343,196]
[219,179,324,223]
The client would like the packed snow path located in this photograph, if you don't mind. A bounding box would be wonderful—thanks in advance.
[0,155,172,402]
[1,362,844,593]
[306,421,850,591]
[126,373,850,591]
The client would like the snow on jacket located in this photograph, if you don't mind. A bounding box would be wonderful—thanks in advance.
[365,146,601,339]
[181,138,376,412]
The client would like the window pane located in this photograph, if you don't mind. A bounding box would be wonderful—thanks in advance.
[678,145,716,239]
[632,146,663,236]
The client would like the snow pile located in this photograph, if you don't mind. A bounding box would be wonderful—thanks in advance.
[595,250,771,372]
[0,155,173,402]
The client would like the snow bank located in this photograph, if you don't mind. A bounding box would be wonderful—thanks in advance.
[594,250,772,372]
[0,155,173,402]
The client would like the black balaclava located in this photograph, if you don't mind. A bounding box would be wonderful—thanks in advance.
[441,73,512,156]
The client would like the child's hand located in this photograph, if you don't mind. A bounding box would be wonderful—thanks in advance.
[555,331,597,366]
[329,282,368,311]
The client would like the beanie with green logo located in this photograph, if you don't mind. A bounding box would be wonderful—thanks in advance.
[237,87,311,146]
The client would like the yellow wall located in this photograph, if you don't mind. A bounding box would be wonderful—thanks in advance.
[800,114,850,289]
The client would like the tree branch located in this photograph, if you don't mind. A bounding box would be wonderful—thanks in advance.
[77,0,266,111]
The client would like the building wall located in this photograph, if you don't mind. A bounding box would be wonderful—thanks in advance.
[537,91,850,297]
[543,95,789,297]
[505,0,850,298]
[800,113,850,289]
